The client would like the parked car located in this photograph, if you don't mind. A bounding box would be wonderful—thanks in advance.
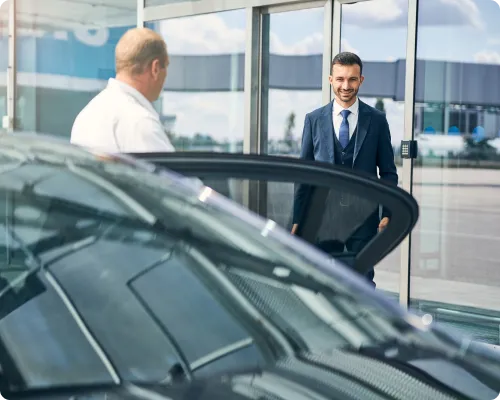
[0,133,498,400]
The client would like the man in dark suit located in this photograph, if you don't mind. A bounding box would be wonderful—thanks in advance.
[291,52,398,286]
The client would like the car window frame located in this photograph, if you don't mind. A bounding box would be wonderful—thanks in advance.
[131,152,419,276]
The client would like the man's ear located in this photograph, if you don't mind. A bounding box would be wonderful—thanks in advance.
[360,75,365,85]
[151,59,161,76]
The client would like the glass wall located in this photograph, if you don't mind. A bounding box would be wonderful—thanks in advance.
[0,1,8,132]
[14,0,137,138]
[148,10,245,152]
[6,0,500,349]
[260,7,324,156]
[340,0,408,296]
[409,0,500,346]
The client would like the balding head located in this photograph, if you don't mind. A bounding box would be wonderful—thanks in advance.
[116,27,168,75]
[115,28,169,102]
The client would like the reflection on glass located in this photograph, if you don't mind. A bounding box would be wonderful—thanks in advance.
[261,7,324,156]
[0,1,7,133]
[409,0,500,346]
[340,0,408,295]
[148,10,245,152]
[14,0,137,138]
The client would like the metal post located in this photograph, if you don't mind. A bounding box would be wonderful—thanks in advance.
[330,0,341,103]
[137,0,145,28]
[242,7,262,213]
[399,0,419,308]
[322,0,333,105]
[243,7,261,155]
[6,0,16,132]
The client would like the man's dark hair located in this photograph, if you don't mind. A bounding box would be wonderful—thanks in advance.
[331,52,363,76]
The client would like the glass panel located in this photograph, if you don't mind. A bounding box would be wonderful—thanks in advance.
[0,1,7,133]
[14,0,137,138]
[147,10,245,152]
[409,0,500,347]
[338,0,408,296]
[261,7,324,156]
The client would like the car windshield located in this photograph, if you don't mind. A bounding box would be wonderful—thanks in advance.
[0,138,461,392]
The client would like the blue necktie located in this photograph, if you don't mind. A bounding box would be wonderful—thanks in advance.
[339,109,351,149]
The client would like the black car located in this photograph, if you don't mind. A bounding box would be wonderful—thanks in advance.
[0,134,498,400]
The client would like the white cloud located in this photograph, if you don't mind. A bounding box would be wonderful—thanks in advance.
[342,0,404,24]
[160,14,246,55]
[341,38,359,54]
[342,0,483,29]
[487,37,500,45]
[439,0,483,28]
[270,31,323,55]
[162,91,244,141]
[474,50,500,64]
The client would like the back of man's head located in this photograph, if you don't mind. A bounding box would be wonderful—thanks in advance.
[115,27,168,76]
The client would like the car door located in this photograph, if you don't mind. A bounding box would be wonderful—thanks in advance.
[130,152,418,278]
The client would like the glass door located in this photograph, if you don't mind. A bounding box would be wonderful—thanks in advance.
[259,1,329,157]
[409,0,500,347]
[335,0,410,297]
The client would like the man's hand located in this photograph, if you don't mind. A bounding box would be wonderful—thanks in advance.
[291,224,298,235]
[378,217,389,232]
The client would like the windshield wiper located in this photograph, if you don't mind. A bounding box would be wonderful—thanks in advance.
[189,338,254,373]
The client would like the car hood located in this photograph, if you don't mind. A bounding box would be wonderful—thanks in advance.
[13,347,499,400]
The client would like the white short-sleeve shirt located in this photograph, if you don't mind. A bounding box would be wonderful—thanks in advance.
[71,78,174,153]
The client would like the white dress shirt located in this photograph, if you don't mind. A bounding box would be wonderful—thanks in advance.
[332,97,359,140]
[71,78,174,153]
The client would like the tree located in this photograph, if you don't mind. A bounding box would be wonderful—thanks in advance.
[284,112,296,147]
[375,98,386,113]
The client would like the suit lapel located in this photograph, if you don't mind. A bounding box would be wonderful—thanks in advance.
[320,101,335,163]
[353,100,372,164]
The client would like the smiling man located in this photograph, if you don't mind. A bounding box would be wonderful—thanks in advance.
[291,52,398,286]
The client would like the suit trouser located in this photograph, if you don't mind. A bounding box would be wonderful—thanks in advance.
[316,230,376,287]
[346,236,376,287]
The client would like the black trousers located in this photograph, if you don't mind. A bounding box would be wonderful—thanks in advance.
[316,234,376,287]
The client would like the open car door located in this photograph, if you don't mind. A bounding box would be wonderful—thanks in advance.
[132,152,418,277]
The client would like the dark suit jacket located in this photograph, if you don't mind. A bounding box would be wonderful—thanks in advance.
[292,99,398,232]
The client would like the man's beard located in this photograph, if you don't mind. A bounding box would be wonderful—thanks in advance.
[337,89,357,102]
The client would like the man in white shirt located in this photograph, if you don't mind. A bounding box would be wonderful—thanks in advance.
[71,27,174,153]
